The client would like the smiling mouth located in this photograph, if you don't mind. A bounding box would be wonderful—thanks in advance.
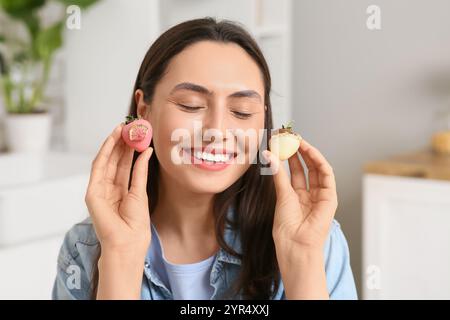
[182,148,238,164]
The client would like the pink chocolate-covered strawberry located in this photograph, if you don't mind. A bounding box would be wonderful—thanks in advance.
[121,115,152,152]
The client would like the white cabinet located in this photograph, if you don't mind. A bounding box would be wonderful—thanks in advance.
[0,152,91,246]
[0,152,91,299]
[0,235,65,299]
[363,174,450,299]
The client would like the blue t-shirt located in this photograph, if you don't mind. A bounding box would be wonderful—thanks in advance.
[150,223,216,300]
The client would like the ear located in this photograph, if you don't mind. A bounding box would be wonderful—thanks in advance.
[135,89,149,118]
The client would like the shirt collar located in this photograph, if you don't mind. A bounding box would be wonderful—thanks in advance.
[144,205,242,289]
[145,205,241,261]
[216,205,242,265]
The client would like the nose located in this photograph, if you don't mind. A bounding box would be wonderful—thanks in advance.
[202,99,229,143]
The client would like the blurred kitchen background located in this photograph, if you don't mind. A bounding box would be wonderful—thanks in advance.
[1,0,450,299]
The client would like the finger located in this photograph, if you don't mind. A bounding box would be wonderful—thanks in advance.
[262,149,292,199]
[129,147,154,198]
[114,145,135,194]
[297,140,318,189]
[299,139,336,190]
[288,151,307,190]
[105,138,126,184]
[89,123,124,186]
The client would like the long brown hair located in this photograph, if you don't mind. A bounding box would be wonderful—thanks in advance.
[91,17,279,299]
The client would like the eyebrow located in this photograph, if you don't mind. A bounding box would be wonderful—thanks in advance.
[170,82,262,102]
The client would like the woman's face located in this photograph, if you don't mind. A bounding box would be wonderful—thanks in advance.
[136,41,266,194]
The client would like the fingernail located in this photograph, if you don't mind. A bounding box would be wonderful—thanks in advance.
[300,139,308,147]
[113,124,122,133]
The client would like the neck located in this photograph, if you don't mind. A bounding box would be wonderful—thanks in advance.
[152,170,216,240]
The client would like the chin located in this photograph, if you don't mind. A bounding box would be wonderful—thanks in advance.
[183,173,235,194]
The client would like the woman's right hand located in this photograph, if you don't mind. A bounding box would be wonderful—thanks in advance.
[85,123,154,254]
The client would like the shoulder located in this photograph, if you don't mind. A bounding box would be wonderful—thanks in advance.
[324,219,347,251]
[58,216,99,267]
[63,216,98,247]
[52,217,100,300]
[323,219,358,299]
[324,219,345,252]
[52,217,100,299]
[58,217,99,265]
[323,219,350,266]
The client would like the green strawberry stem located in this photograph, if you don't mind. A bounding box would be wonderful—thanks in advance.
[124,115,140,125]
[281,120,294,130]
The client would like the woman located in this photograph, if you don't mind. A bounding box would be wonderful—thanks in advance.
[52,17,357,300]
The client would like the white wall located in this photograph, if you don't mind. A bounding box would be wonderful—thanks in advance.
[64,0,160,154]
[292,0,450,295]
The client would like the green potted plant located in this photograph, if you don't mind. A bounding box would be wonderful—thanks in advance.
[0,0,99,153]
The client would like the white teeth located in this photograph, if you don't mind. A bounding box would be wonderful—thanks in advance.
[213,154,224,162]
[192,150,233,163]
[206,153,214,161]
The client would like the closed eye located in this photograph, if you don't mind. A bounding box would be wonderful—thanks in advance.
[176,103,205,112]
[173,100,253,119]
[231,110,252,119]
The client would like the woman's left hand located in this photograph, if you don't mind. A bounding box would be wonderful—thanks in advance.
[263,139,337,299]
[263,139,338,254]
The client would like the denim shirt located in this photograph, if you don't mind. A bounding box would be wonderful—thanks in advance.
[52,207,358,300]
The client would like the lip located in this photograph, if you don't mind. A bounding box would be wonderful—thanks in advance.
[183,147,237,171]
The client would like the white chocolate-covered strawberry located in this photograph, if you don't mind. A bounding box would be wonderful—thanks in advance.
[269,122,302,160]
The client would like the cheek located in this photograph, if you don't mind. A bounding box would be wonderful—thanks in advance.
[152,114,190,162]
[234,116,266,160]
